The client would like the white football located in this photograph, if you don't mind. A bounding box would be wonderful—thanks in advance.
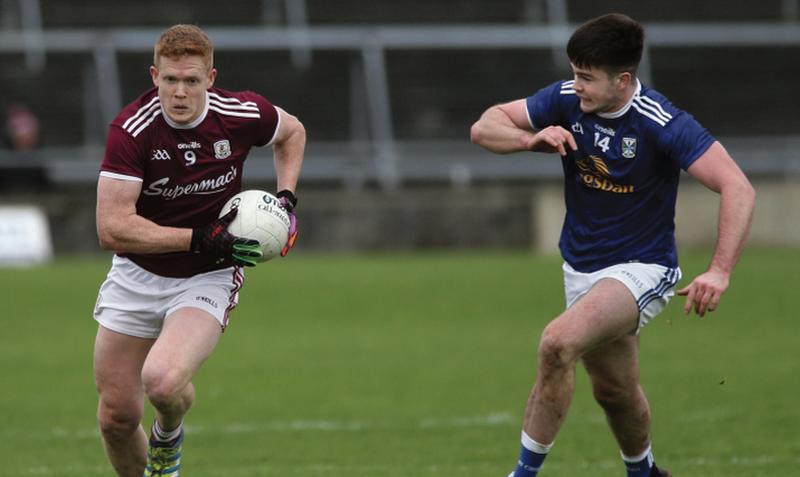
[219,190,290,262]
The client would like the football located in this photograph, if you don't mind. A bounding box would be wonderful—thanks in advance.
[219,190,290,262]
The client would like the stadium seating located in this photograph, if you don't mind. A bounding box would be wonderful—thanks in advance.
[1,0,798,189]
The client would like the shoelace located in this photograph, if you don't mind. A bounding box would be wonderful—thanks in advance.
[148,447,180,470]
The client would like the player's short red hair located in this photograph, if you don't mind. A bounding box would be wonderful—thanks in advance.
[154,24,214,70]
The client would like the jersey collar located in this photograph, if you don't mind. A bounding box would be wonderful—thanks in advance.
[161,92,210,130]
[597,79,641,120]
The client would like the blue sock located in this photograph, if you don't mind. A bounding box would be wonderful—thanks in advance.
[512,431,552,477]
[622,445,654,477]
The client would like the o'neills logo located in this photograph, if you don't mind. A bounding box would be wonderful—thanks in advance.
[143,166,238,199]
[576,155,634,194]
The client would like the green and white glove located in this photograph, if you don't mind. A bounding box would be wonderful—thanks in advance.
[190,208,263,267]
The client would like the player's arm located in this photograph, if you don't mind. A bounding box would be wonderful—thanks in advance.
[272,107,305,194]
[96,175,191,253]
[677,141,756,316]
[470,99,577,155]
[96,175,262,265]
[268,107,305,256]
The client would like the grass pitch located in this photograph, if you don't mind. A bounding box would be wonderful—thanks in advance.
[1,249,797,476]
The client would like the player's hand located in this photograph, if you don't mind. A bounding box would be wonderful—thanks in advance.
[276,190,298,257]
[190,208,263,267]
[676,268,730,317]
[530,126,578,156]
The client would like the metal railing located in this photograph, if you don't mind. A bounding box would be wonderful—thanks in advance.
[2,1,800,186]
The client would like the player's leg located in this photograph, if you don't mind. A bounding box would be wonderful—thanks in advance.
[513,278,638,476]
[525,277,639,441]
[94,325,155,477]
[582,336,659,475]
[141,269,239,475]
[141,306,222,429]
[583,335,648,454]
[139,306,221,475]
[580,264,679,477]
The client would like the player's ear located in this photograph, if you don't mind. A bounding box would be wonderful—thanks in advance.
[150,65,159,87]
[207,68,217,88]
[616,71,632,90]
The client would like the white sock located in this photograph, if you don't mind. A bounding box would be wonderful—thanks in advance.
[521,431,554,454]
[621,444,652,463]
[153,420,182,442]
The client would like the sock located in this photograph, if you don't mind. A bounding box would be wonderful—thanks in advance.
[512,431,553,477]
[152,420,182,443]
[621,445,654,477]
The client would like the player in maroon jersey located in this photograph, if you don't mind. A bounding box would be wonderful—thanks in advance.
[92,24,305,476]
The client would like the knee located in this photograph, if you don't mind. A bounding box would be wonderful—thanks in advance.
[537,325,579,372]
[97,399,142,441]
[592,381,643,415]
[141,365,187,409]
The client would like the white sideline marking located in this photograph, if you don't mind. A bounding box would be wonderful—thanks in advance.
[7,411,516,442]
[204,411,516,435]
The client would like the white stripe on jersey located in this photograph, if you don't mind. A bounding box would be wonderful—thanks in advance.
[99,171,143,182]
[631,102,667,127]
[632,97,672,124]
[266,106,284,146]
[209,98,260,113]
[209,105,261,119]
[131,109,162,137]
[124,103,161,135]
[122,96,160,130]
[208,92,258,109]
[560,80,576,95]
[637,95,673,121]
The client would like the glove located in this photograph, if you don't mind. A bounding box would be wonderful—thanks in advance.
[276,189,298,257]
[190,208,263,267]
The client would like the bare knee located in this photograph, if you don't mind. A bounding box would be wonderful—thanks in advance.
[98,398,142,442]
[592,380,645,416]
[537,324,580,372]
[141,365,189,409]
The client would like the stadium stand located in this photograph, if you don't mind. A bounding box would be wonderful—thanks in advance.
[1,1,799,159]
[1,0,799,252]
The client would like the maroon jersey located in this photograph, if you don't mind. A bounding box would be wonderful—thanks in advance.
[100,86,280,278]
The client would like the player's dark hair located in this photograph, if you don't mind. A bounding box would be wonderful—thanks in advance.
[567,13,644,75]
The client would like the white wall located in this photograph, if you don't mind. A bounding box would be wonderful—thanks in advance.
[531,177,799,253]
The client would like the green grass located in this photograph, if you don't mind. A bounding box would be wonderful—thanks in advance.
[1,249,797,476]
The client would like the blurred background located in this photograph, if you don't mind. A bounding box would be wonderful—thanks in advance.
[2,3,799,476]
[1,0,799,262]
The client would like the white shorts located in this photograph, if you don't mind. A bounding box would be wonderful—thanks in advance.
[563,261,681,333]
[93,255,244,339]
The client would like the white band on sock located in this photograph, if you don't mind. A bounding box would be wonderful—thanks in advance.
[621,444,653,464]
[521,431,554,454]
[153,420,183,441]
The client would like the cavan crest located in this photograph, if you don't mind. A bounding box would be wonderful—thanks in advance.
[214,139,232,159]
[621,136,637,159]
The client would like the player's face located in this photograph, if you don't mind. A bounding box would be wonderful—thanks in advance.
[570,64,628,114]
[151,55,217,125]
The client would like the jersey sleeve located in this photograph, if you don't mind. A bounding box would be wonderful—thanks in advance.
[249,93,281,147]
[525,81,568,130]
[100,124,147,179]
[659,111,716,171]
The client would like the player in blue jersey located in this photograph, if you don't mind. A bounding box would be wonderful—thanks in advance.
[471,13,754,477]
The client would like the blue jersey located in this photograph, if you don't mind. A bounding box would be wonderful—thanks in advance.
[526,80,715,272]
